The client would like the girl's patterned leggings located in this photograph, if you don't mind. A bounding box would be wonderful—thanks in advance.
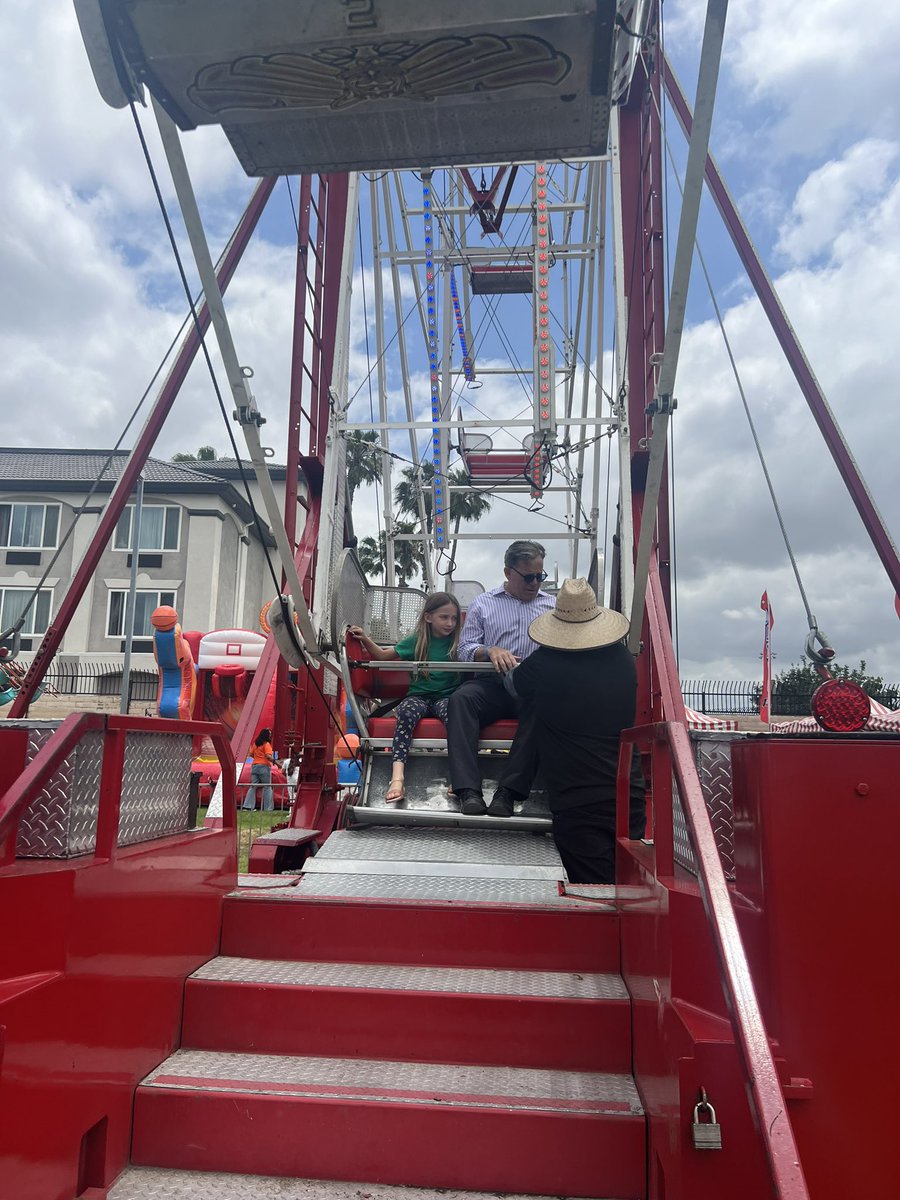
[391,695,450,763]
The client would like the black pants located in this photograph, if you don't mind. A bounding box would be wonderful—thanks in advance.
[553,784,646,885]
[446,676,538,796]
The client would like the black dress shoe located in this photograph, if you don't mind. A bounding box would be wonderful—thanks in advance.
[487,785,520,818]
[458,789,487,816]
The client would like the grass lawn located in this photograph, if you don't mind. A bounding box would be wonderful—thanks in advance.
[195,805,287,873]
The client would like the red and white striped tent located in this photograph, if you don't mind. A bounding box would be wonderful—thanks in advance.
[684,706,739,732]
[773,698,900,734]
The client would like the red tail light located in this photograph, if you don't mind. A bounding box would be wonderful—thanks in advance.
[811,679,871,732]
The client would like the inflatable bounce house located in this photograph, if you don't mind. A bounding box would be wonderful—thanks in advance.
[151,606,287,807]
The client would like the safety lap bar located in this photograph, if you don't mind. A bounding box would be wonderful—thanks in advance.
[617,722,810,1200]
[351,661,499,672]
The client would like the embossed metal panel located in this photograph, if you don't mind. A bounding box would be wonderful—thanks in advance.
[318,826,560,868]
[143,1047,644,1114]
[102,2,618,174]
[673,732,745,880]
[118,732,192,847]
[192,955,626,1000]
[15,722,103,858]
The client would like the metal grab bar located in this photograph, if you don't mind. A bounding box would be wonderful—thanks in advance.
[0,715,236,865]
[616,722,810,1200]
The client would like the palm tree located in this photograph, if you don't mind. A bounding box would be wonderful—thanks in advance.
[394,462,492,532]
[345,430,383,500]
[357,522,426,587]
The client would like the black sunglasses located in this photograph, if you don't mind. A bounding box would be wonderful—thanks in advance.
[510,567,549,584]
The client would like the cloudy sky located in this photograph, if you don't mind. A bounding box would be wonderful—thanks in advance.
[2,1,899,685]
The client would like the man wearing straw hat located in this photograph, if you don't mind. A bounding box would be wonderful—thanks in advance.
[507,577,646,883]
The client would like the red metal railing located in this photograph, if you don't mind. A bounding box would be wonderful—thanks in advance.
[617,722,810,1199]
[0,714,235,865]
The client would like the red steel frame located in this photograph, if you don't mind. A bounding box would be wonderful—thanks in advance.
[616,36,675,727]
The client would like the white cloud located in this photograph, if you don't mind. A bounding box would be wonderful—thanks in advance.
[777,140,900,264]
[666,0,900,159]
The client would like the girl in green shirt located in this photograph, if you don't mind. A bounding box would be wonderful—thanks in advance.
[349,591,461,802]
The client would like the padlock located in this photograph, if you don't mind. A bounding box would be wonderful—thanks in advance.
[692,1099,723,1150]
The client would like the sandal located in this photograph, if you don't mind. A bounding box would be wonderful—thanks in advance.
[386,780,406,803]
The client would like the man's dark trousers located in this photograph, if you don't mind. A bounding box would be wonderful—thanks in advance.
[447,676,538,796]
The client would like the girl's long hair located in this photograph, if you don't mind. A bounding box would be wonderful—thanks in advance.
[254,728,272,747]
[414,591,461,674]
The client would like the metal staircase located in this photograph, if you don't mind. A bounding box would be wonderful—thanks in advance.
[114,827,646,1199]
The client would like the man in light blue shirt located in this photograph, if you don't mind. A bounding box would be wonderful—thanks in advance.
[450,540,555,816]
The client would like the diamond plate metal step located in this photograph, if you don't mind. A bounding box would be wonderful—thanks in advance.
[190,955,626,1000]
[182,953,632,1072]
[141,1048,643,1115]
[109,1166,617,1199]
[316,827,561,867]
[221,882,620,974]
[293,873,584,905]
[132,1049,646,1197]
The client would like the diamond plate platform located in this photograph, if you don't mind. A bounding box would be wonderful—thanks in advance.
[143,1049,643,1116]
[109,1166,614,1200]
[191,955,626,1001]
[303,858,563,880]
[317,827,561,867]
[291,872,597,907]
[236,874,300,889]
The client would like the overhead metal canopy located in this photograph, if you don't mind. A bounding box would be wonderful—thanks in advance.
[77,0,618,173]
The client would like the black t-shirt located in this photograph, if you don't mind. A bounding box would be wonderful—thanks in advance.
[511,642,645,820]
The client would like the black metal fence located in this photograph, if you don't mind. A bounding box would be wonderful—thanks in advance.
[19,660,900,719]
[38,660,159,704]
[683,679,900,717]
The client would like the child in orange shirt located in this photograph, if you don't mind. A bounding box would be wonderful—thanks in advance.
[242,727,275,811]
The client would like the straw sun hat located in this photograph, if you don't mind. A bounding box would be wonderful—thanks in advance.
[528,577,629,651]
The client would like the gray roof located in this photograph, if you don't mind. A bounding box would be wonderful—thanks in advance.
[0,448,276,545]
[193,457,289,479]
[0,448,220,486]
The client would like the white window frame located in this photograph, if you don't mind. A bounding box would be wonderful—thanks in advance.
[112,504,182,553]
[0,585,53,637]
[105,589,176,639]
[0,502,61,550]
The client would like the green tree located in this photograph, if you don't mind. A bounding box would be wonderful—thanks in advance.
[770,660,899,716]
[345,430,383,500]
[172,445,217,462]
[357,522,426,587]
[394,462,492,533]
